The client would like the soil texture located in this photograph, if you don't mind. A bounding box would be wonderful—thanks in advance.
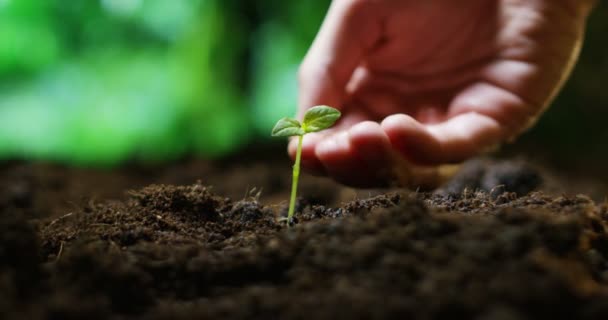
[1,154,608,319]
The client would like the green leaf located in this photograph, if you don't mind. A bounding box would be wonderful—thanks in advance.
[302,105,341,133]
[271,117,304,137]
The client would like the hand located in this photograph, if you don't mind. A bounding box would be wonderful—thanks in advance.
[291,0,596,188]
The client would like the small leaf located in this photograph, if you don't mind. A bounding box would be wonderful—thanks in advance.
[302,106,341,133]
[271,117,304,137]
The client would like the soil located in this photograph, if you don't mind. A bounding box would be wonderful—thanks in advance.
[1,149,608,319]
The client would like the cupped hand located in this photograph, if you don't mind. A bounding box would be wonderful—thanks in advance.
[290,0,595,188]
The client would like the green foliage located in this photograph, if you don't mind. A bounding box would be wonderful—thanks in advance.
[271,118,304,137]
[0,0,249,164]
[302,105,341,133]
[271,106,341,225]
[271,106,341,138]
[0,0,60,76]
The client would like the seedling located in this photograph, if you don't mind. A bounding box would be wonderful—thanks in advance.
[271,105,341,226]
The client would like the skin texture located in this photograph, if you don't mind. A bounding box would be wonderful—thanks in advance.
[290,0,596,188]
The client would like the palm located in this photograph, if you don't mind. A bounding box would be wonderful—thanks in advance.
[346,0,580,124]
[294,0,594,187]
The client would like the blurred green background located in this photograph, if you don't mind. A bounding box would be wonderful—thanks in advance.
[0,0,606,168]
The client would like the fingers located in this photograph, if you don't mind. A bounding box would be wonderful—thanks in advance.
[448,81,533,137]
[287,121,394,187]
[287,111,370,176]
[297,0,381,116]
[452,58,568,139]
[288,113,502,188]
[314,131,368,186]
[381,113,504,166]
[315,121,394,187]
[288,133,328,176]
[348,121,392,171]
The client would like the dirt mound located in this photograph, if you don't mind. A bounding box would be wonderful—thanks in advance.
[2,155,608,319]
[0,181,606,319]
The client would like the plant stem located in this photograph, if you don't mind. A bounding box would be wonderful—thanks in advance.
[287,135,303,221]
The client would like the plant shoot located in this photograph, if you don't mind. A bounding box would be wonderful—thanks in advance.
[271,105,341,225]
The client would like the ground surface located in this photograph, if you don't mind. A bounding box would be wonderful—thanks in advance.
[1,150,608,319]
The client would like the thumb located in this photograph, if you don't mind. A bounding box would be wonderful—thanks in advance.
[297,0,380,118]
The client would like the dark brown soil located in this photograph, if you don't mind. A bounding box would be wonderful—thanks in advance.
[1,153,608,319]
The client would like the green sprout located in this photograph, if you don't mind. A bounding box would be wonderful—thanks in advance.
[271,105,341,225]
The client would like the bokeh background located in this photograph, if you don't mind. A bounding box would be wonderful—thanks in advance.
[0,0,606,172]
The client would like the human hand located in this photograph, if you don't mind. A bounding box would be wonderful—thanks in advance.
[291,0,596,188]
